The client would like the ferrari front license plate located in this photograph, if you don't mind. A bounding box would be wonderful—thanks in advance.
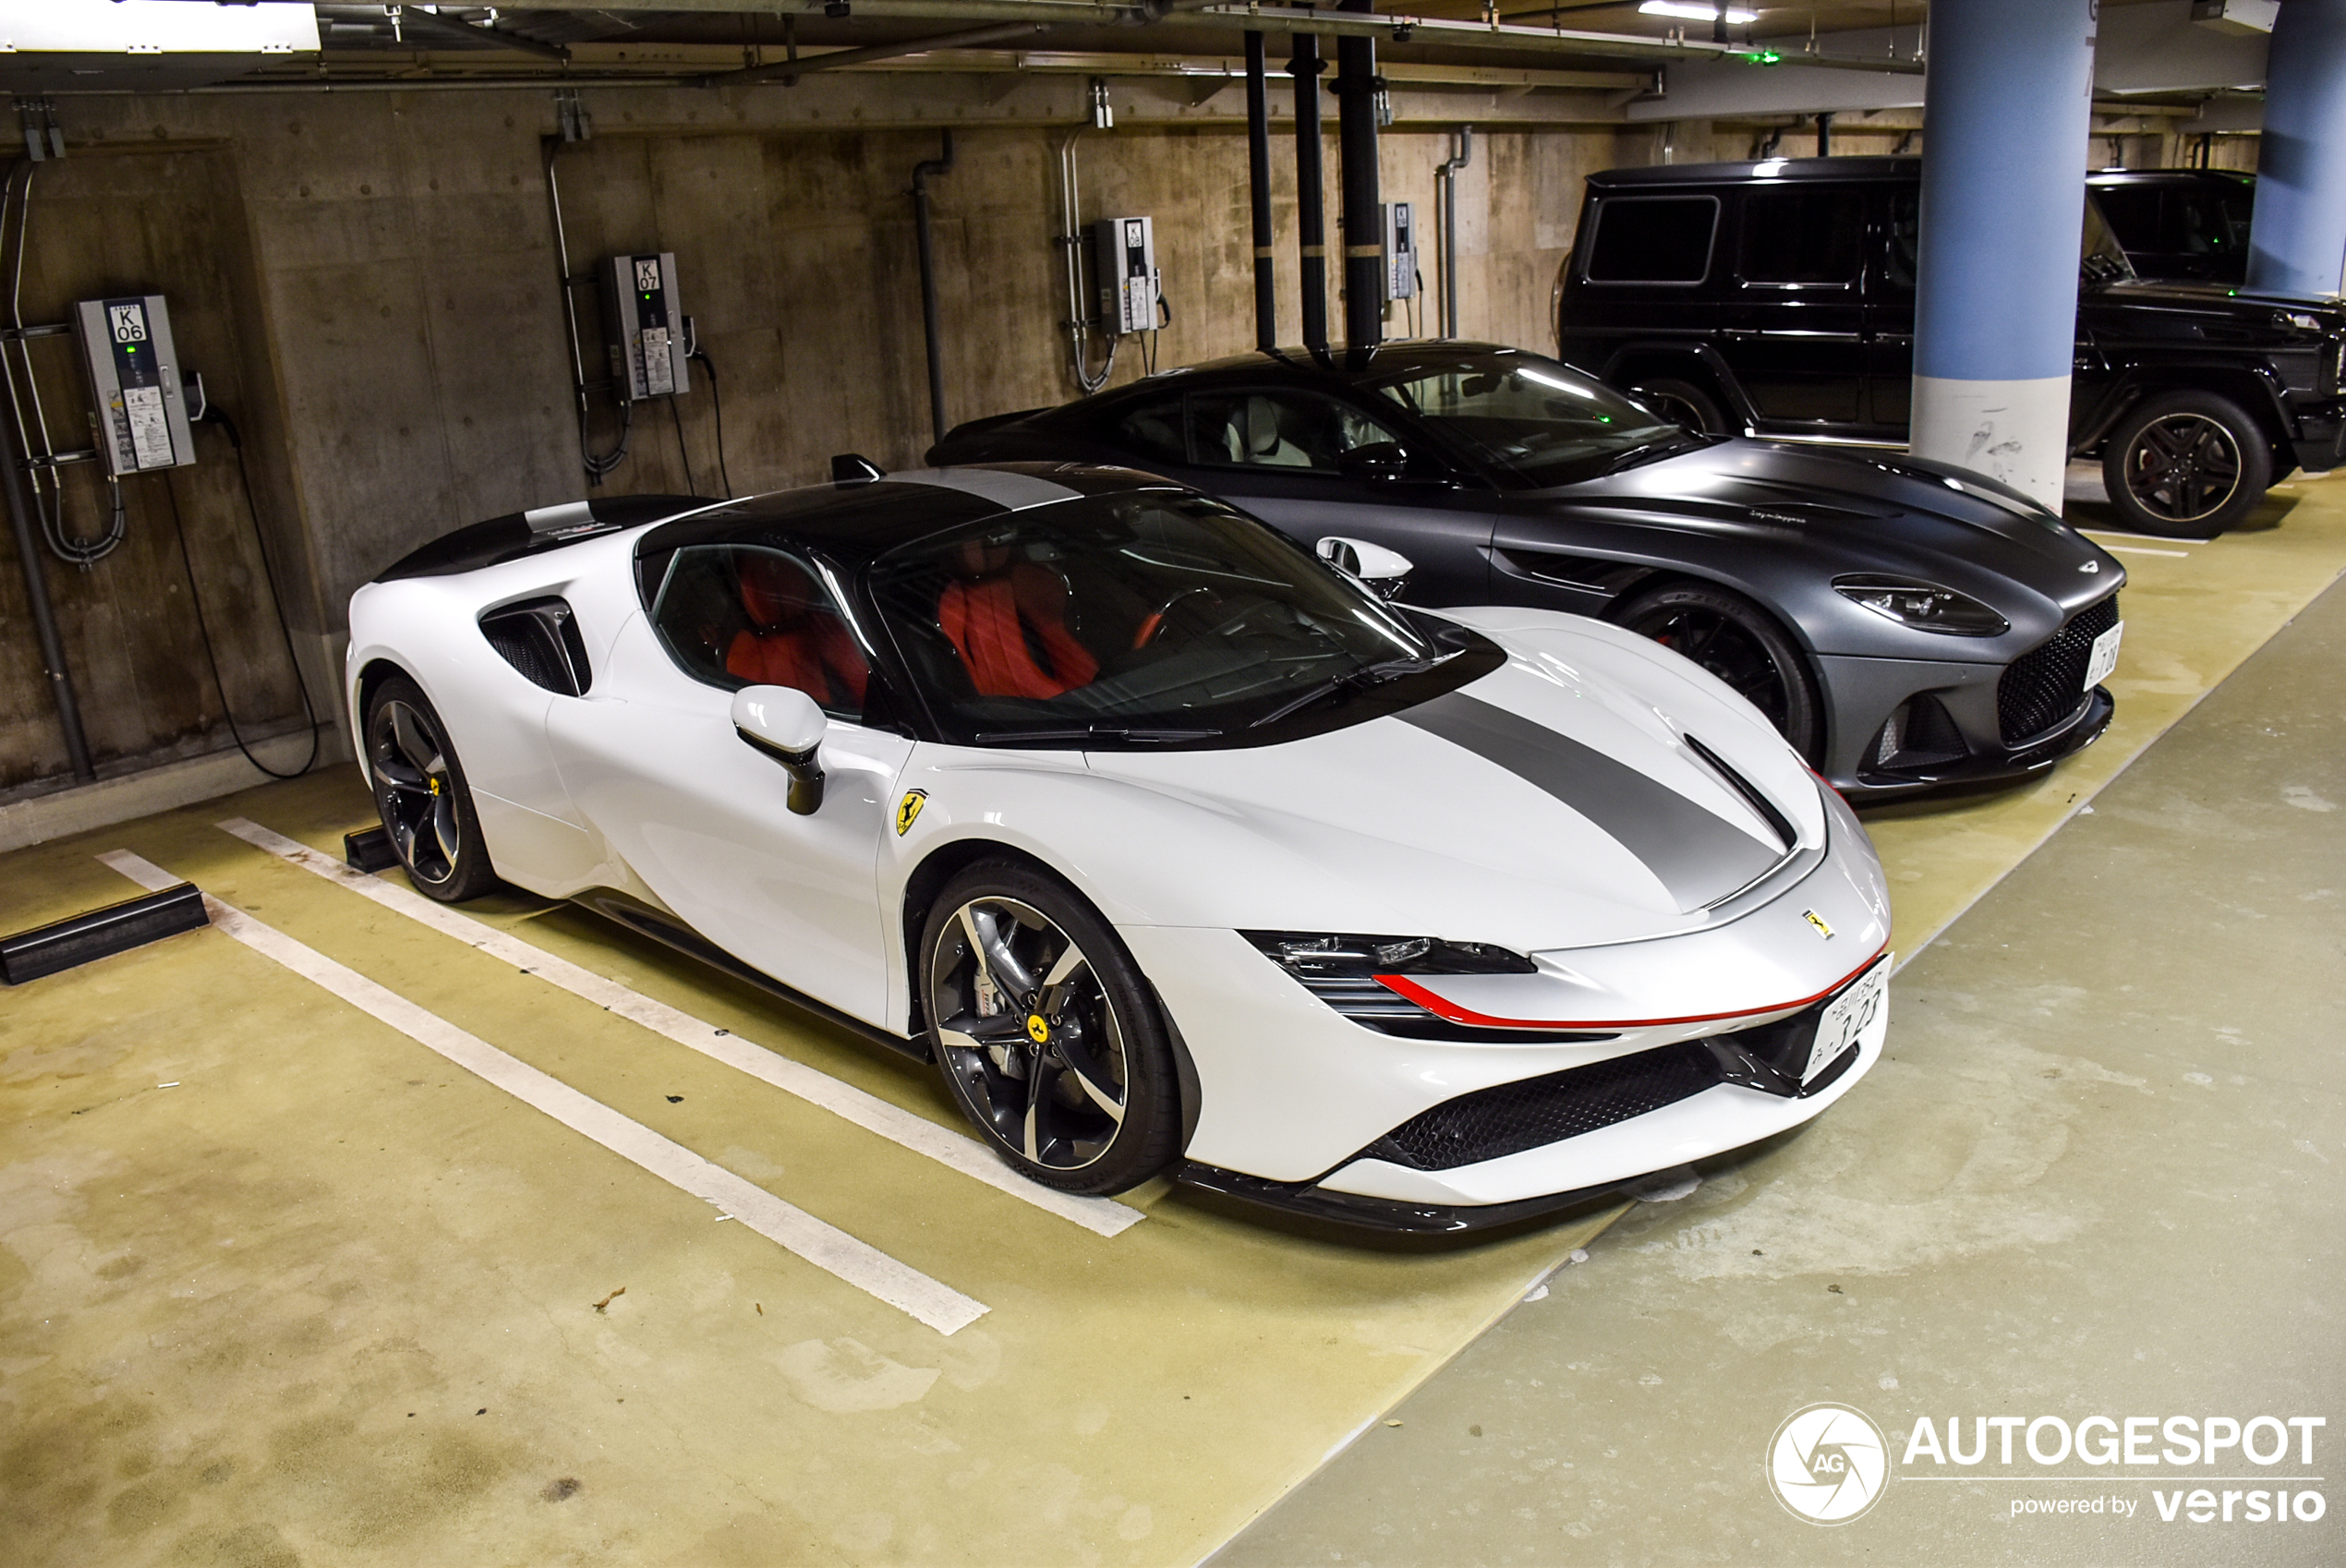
[2083,620,2124,692]
[1804,957,1889,1085]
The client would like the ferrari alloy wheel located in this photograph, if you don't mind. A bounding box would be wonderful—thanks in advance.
[1616,582,1823,762]
[2101,390,2271,537]
[363,675,499,902]
[920,862,1181,1194]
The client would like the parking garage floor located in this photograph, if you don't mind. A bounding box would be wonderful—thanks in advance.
[4,476,2344,1567]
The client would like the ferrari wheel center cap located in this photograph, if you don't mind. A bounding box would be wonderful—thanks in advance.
[1024,1013,1050,1045]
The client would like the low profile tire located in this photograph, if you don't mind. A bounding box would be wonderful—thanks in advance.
[2100,390,2272,537]
[1615,582,1824,762]
[919,861,1182,1195]
[1627,376,1728,436]
[362,674,499,903]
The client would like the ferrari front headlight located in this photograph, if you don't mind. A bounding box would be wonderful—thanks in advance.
[1241,931,1536,976]
[1832,574,2008,637]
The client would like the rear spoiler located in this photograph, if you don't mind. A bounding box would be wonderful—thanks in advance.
[373,494,708,583]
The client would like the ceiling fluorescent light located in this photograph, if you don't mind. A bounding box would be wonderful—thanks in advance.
[1640,2,1761,23]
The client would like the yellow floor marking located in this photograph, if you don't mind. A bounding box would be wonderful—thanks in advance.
[1868,475,2346,961]
[96,847,990,1335]
[216,814,1143,1238]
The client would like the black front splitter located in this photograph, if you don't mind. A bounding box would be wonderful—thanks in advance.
[1176,1161,1639,1236]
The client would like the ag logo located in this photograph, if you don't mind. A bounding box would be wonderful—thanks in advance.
[894,789,927,837]
[1767,1403,1888,1525]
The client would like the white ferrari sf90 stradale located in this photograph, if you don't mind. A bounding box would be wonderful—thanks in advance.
[345,463,1891,1232]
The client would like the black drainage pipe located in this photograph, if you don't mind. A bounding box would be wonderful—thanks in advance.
[1245,30,1277,351]
[1288,32,1328,355]
[1336,6,1383,352]
[912,129,956,450]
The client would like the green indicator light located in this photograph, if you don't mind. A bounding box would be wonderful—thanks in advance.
[1743,49,1783,65]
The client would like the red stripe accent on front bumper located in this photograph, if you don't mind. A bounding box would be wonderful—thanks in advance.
[1373,946,1889,1031]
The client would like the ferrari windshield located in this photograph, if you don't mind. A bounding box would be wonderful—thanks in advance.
[865,493,1476,746]
[1370,350,1692,488]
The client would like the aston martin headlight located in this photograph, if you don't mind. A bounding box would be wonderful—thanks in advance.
[1240,931,1536,976]
[1832,574,2008,636]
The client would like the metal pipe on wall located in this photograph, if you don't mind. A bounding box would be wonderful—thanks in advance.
[1288,32,1327,354]
[1435,126,1471,340]
[0,385,94,781]
[1244,30,1276,351]
[910,129,955,447]
[1335,5,1382,350]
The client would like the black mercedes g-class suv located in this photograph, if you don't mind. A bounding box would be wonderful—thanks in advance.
[1554,157,2344,537]
[2087,168,2255,284]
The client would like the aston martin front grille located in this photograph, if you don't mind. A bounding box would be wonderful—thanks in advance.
[1363,1042,1722,1171]
[1997,595,2119,745]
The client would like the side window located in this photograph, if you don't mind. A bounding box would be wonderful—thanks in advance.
[1112,397,1191,466]
[1188,390,1401,473]
[1739,188,1865,284]
[649,543,869,720]
[1886,188,1919,290]
[1583,196,1719,284]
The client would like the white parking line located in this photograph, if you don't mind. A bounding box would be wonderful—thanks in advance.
[217,817,1143,1239]
[99,849,988,1336]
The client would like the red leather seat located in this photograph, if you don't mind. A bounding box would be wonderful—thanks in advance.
[937,559,1099,700]
[725,553,868,708]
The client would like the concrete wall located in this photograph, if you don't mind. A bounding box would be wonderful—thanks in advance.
[0,76,1620,792]
[0,71,2268,795]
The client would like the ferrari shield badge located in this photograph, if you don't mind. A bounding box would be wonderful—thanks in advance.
[1802,909,1834,939]
[895,789,927,837]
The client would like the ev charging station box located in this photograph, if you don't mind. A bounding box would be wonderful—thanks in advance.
[72,295,195,475]
[1090,216,1160,335]
[602,252,689,401]
[1383,201,1419,303]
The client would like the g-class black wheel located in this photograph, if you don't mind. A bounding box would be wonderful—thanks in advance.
[2101,390,2272,537]
[919,861,1182,1195]
[1627,376,1728,436]
[363,675,499,902]
[1615,582,1824,762]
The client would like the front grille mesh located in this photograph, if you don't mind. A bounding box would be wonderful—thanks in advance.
[1366,1041,1723,1171]
[1997,595,2119,745]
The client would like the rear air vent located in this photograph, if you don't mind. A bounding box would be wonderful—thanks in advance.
[479,596,592,696]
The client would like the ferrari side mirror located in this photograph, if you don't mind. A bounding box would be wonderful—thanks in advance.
[1316,536,1415,602]
[732,684,828,814]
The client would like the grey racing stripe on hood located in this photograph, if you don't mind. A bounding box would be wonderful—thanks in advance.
[1397,692,1781,911]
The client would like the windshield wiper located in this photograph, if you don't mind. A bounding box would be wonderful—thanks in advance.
[1594,435,1704,476]
[974,723,1219,745]
[1251,655,1438,729]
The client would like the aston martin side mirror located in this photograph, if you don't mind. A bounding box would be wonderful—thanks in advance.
[1316,536,1414,601]
[732,684,828,814]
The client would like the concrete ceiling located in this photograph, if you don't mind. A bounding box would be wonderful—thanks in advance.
[0,0,2269,106]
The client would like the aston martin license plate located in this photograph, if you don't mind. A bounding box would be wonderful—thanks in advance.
[2083,621,2123,692]
[1804,957,1889,1085]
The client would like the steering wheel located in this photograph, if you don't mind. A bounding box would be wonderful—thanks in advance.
[1132,586,1221,648]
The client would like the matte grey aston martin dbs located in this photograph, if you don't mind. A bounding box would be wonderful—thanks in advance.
[930,344,2126,801]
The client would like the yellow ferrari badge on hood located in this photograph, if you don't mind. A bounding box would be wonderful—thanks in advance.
[895,789,927,837]
[1803,909,1833,939]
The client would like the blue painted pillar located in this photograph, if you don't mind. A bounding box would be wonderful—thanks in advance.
[1909,0,2098,511]
[2246,0,2346,298]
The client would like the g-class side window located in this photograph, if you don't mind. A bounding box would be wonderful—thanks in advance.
[1739,188,1865,284]
[1583,195,1720,284]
